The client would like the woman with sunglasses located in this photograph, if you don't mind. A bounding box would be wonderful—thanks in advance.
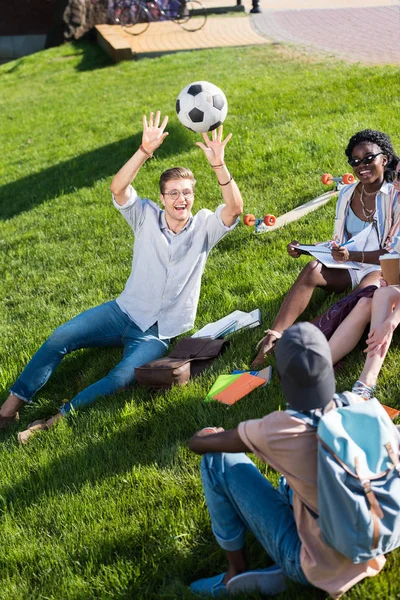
[323,161,400,401]
[252,129,400,368]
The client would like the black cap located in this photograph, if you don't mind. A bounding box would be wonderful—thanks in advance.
[275,322,335,411]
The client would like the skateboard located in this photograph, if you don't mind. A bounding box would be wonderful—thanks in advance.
[243,173,355,234]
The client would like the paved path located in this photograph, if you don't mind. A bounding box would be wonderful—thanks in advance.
[97,0,400,64]
[252,3,400,65]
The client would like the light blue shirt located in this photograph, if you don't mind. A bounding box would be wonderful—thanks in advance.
[345,205,371,239]
[113,186,237,339]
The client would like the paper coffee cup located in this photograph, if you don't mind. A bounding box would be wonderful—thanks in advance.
[379,254,400,285]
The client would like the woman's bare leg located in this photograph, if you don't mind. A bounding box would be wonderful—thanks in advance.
[252,261,351,367]
[358,286,400,388]
[329,297,372,365]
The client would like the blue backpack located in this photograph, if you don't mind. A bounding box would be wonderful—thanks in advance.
[288,393,400,563]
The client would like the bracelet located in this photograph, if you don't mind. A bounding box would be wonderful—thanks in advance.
[211,163,225,169]
[139,145,153,158]
[218,174,233,186]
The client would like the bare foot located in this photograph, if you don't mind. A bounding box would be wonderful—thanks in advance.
[17,412,63,444]
[18,420,48,444]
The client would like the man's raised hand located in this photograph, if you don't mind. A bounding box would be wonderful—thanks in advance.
[141,111,169,155]
[195,125,232,166]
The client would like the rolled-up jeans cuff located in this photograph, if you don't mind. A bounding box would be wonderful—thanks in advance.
[212,525,246,551]
[59,402,71,417]
[8,389,30,404]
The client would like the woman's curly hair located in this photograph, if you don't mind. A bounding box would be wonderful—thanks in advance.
[345,129,399,182]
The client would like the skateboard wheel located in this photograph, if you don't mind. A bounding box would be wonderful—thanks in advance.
[321,173,333,185]
[263,214,277,227]
[342,173,355,184]
[243,213,256,226]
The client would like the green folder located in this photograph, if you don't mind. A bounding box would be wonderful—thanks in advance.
[205,374,242,402]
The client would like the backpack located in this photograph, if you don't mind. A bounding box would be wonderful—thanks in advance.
[287,393,400,563]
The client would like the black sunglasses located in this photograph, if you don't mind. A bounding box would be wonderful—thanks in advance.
[348,152,384,168]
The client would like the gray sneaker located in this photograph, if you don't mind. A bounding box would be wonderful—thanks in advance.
[226,565,286,596]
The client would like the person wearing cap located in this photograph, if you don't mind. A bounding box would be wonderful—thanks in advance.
[188,322,385,598]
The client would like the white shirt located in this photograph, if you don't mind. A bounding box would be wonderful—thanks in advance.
[113,186,237,339]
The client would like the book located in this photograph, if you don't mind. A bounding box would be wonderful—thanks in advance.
[206,367,272,406]
[292,243,361,270]
[192,309,261,339]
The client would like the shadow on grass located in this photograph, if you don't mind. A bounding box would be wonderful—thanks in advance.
[0,392,200,511]
[72,40,114,72]
[0,123,194,220]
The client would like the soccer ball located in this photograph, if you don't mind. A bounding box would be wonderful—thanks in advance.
[176,81,228,133]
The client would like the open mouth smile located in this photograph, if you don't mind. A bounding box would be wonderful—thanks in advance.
[174,203,187,212]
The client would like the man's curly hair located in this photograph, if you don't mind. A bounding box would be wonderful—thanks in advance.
[345,129,399,182]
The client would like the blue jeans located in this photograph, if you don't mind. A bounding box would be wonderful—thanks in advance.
[200,452,309,586]
[10,301,169,416]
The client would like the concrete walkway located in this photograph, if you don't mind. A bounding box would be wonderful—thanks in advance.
[252,1,400,65]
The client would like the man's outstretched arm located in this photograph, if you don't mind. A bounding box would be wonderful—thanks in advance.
[110,111,169,206]
[189,427,249,455]
[196,126,243,226]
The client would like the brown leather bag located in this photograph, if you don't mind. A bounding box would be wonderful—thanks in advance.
[135,337,229,388]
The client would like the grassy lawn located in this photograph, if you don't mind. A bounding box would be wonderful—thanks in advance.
[1,40,400,599]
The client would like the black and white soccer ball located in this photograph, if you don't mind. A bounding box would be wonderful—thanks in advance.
[176,81,228,133]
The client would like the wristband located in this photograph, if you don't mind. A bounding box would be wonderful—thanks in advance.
[211,163,225,169]
[218,174,233,186]
[139,145,153,158]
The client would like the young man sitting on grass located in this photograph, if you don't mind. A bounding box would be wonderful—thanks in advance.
[0,111,243,442]
[189,323,385,598]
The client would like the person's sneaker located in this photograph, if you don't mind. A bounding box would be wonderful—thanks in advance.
[352,380,376,400]
[226,565,286,596]
[189,573,227,597]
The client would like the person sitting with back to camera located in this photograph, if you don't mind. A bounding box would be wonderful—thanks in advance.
[0,111,243,442]
[252,129,400,368]
[188,322,386,598]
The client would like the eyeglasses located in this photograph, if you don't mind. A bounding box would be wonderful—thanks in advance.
[348,152,384,168]
[162,189,194,201]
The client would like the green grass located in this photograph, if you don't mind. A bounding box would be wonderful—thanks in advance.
[1,40,400,599]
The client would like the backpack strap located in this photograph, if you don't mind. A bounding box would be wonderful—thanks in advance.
[284,409,321,429]
[285,392,356,428]
[385,441,400,474]
[354,456,384,549]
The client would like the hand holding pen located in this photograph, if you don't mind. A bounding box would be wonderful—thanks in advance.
[331,239,351,263]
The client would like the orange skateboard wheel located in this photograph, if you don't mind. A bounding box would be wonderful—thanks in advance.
[321,173,333,185]
[263,214,277,227]
[243,213,256,226]
[342,173,355,184]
